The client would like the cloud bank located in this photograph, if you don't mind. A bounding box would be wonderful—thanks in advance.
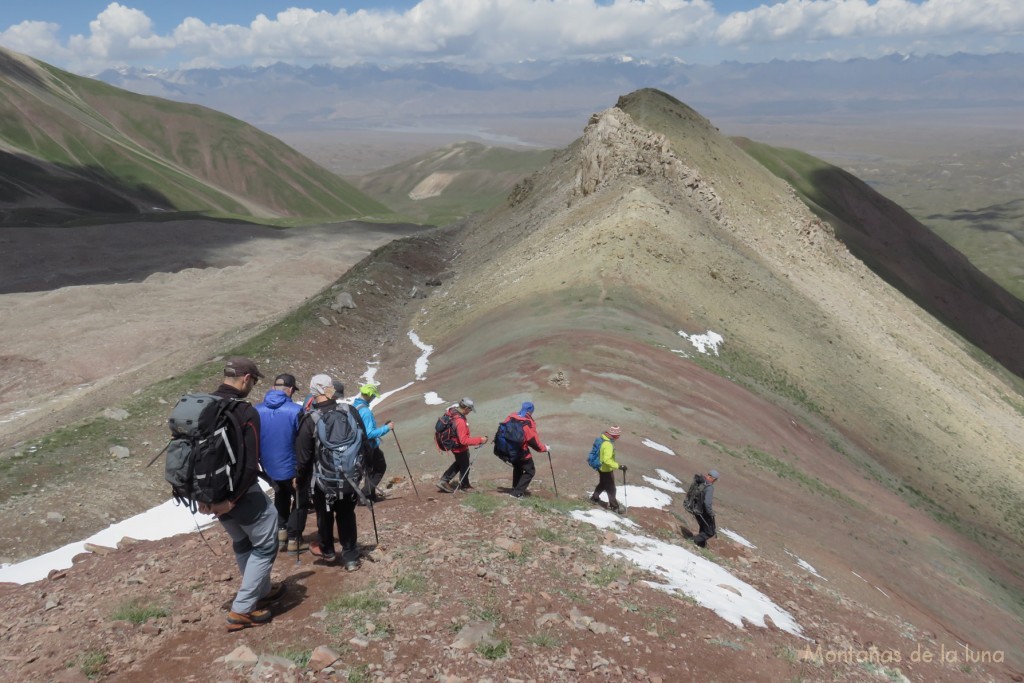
[2,0,1023,73]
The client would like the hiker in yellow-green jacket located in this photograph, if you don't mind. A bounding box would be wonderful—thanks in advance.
[590,425,626,513]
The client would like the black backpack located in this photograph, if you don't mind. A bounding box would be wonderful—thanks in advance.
[435,408,459,451]
[493,418,526,464]
[163,393,247,512]
[310,404,369,503]
[683,474,707,514]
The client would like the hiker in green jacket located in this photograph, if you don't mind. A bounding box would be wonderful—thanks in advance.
[590,425,626,512]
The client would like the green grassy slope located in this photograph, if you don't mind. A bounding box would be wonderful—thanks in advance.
[348,141,553,225]
[735,137,1024,379]
[0,48,389,224]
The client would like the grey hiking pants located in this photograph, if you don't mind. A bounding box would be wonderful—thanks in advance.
[218,484,279,613]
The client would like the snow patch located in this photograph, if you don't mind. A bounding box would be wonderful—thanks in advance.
[424,391,446,405]
[720,528,757,549]
[786,550,828,581]
[643,469,685,493]
[361,360,380,385]
[641,438,675,456]
[591,485,673,509]
[407,330,433,380]
[572,509,803,636]
[678,330,724,356]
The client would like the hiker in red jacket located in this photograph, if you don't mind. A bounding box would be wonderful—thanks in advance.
[436,398,488,492]
[504,401,550,499]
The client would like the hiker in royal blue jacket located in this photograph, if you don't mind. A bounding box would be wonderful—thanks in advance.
[256,373,303,551]
[354,383,394,503]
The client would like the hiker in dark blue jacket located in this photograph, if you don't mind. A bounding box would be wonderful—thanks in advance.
[354,384,393,502]
[256,373,303,551]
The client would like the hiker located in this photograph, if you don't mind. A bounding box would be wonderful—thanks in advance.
[256,373,303,551]
[501,401,551,499]
[197,358,286,631]
[354,383,393,503]
[436,398,488,492]
[295,374,364,571]
[689,470,720,548]
[590,425,626,513]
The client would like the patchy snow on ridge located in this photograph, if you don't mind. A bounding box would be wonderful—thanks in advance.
[643,469,685,493]
[678,330,724,356]
[407,330,433,380]
[424,391,446,405]
[721,528,757,549]
[572,509,803,636]
[362,359,380,385]
[591,485,673,509]
[786,550,828,581]
[641,438,675,456]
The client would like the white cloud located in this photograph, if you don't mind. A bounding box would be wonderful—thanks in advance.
[3,0,1024,72]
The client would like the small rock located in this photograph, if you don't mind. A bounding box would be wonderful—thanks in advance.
[318,316,332,326]
[402,602,427,616]
[223,645,259,666]
[451,621,497,649]
[718,584,741,596]
[426,277,442,286]
[588,621,610,635]
[349,636,370,648]
[333,292,357,310]
[535,612,561,628]
[103,408,130,421]
[139,624,161,635]
[84,543,115,555]
[308,645,341,672]
[109,446,131,459]
[46,512,65,523]
[47,569,68,581]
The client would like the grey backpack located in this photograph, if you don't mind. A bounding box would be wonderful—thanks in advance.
[163,393,244,512]
[311,405,369,504]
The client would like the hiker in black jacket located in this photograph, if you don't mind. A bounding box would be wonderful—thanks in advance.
[295,374,362,571]
[198,358,286,631]
[691,469,720,548]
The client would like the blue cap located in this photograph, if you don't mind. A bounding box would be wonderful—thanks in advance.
[708,469,720,479]
[519,401,535,417]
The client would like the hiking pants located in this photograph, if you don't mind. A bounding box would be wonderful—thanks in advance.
[693,512,716,547]
[286,475,312,541]
[218,485,279,614]
[312,487,359,563]
[512,457,535,496]
[363,446,387,499]
[442,449,472,488]
[273,478,295,531]
[593,470,620,510]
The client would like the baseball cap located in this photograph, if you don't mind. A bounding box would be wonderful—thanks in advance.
[273,373,297,390]
[309,374,333,396]
[332,379,345,395]
[359,383,381,398]
[459,397,475,411]
[708,469,720,479]
[224,357,263,379]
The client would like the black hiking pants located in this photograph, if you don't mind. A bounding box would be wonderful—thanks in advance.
[273,478,295,531]
[362,446,387,500]
[441,449,472,488]
[693,511,716,547]
[286,475,312,541]
[592,470,620,511]
[512,457,535,496]
[312,486,359,563]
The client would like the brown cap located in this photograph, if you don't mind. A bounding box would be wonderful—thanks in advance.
[224,357,263,379]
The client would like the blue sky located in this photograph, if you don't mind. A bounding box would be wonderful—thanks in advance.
[2,1,1022,73]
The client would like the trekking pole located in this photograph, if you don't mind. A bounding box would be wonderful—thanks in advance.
[546,448,559,498]
[622,467,628,510]
[291,491,301,565]
[392,429,420,499]
[368,498,380,547]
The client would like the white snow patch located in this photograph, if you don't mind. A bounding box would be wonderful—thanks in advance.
[720,528,757,549]
[643,469,685,493]
[407,330,433,380]
[372,381,414,407]
[423,391,446,405]
[361,360,380,385]
[640,438,675,456]
[591,485,673,510]
[678,330,724,356]
[572,509,803,636]
[786,550,828,581]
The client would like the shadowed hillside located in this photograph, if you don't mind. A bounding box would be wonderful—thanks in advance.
[734,137,1024,379]
[0,47,389,224]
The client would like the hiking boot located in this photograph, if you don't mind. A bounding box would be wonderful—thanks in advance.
[286,538,306,553]
[344,559,361,572]
[590,496,601,505]
[436,480,453,493]
[226,608,272,631]
[277,528,287,548]
[460,483,475,491]
[310,542,335,562]
[508,491,524,499]
[256,582,287,608]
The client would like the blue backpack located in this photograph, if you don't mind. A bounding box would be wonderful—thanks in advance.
[493,418,526,464]
[586,436,604,470]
